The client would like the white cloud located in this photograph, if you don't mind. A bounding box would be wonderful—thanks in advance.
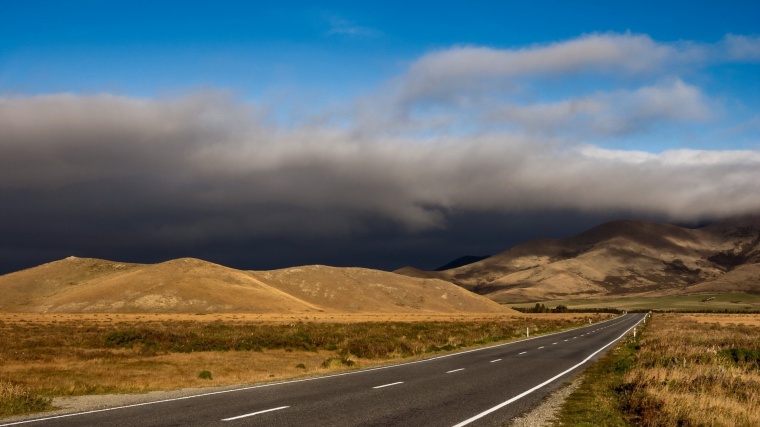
[372,32,732,145]
[719,34,760,61]
[486,80,711,136]
[401,33,677,103]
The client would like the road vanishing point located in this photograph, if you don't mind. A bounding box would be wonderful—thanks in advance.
[2,313,646,427]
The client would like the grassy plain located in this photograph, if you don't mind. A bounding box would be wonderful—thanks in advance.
[556,313,760,426]
[0,312,607,418]
[507,293,760,312]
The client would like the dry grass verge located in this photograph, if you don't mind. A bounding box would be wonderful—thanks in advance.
[556,313,760,426]
[622,313,760,426]
[0,313,607,417]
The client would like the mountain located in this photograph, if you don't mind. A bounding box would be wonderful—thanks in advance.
[397,216,760,302]
[434,255,491,271]
[0,257,511,314]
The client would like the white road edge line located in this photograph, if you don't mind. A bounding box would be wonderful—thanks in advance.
[222,406,289,421]
[490,359,502,363]
[0,315,624,427]
[451,315,645,427]
[373,381,404,389]
[447,368,465,373]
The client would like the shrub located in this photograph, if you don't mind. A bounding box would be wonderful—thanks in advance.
[321,357,355,368]
[198,370,212,380]
[719,347,760,367]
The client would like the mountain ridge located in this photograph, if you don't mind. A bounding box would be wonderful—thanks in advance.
[396,216,760,302]
[434,255,491,271]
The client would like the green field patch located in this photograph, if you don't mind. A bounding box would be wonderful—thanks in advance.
[507,293,760,312]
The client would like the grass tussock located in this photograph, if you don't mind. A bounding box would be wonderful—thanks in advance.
[556,314,760,427]
[0,380,52,417]
[0,315,600,417]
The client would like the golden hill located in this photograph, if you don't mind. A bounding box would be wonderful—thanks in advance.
[0,257,511,314]
[397,217,760,302]
[252,265,506,313]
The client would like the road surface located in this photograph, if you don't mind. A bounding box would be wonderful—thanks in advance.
[2,313,645,427]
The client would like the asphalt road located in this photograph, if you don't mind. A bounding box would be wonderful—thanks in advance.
[3,313,645,427]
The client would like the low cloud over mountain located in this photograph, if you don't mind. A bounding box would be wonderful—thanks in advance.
[2,32,759,273]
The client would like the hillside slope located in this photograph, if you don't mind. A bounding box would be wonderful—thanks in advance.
[252,265,506,313]
[397,217,760,302]
[0,257,511,314]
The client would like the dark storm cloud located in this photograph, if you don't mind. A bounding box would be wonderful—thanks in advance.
[2,32,760,273]
[2,92,760,274]
[4,93,757,232]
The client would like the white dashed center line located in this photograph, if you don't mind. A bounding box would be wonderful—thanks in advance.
[447,368,465,374]
[222,406,290,421]
[518,351,527,355]
[373,381,404,389]
[537,346,544,349]
[490,359,502,363]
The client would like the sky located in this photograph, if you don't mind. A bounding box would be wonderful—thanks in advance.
[1,1,760,274]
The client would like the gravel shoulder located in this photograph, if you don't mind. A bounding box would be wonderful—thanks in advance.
[508,376,583,427]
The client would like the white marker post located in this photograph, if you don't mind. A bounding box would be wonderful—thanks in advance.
[526,327,529,337]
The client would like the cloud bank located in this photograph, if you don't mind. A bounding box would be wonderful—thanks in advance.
[1,32,759,271]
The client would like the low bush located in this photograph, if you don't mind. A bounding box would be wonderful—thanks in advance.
[321,356,355,368]
[93,318,592,359]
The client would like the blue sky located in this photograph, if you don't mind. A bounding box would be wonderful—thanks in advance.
[3,1,759,150]
[1,1,760,272]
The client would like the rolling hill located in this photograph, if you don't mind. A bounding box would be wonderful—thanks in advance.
[6,216,758,310]
[397,216,760,302]
[0,257,511,314]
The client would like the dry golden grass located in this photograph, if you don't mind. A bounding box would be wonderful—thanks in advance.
[2,349,359,395]
[622,313,760,426]
[678,313,760,327]
[0,312,533,325]
[0,313,604,417]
